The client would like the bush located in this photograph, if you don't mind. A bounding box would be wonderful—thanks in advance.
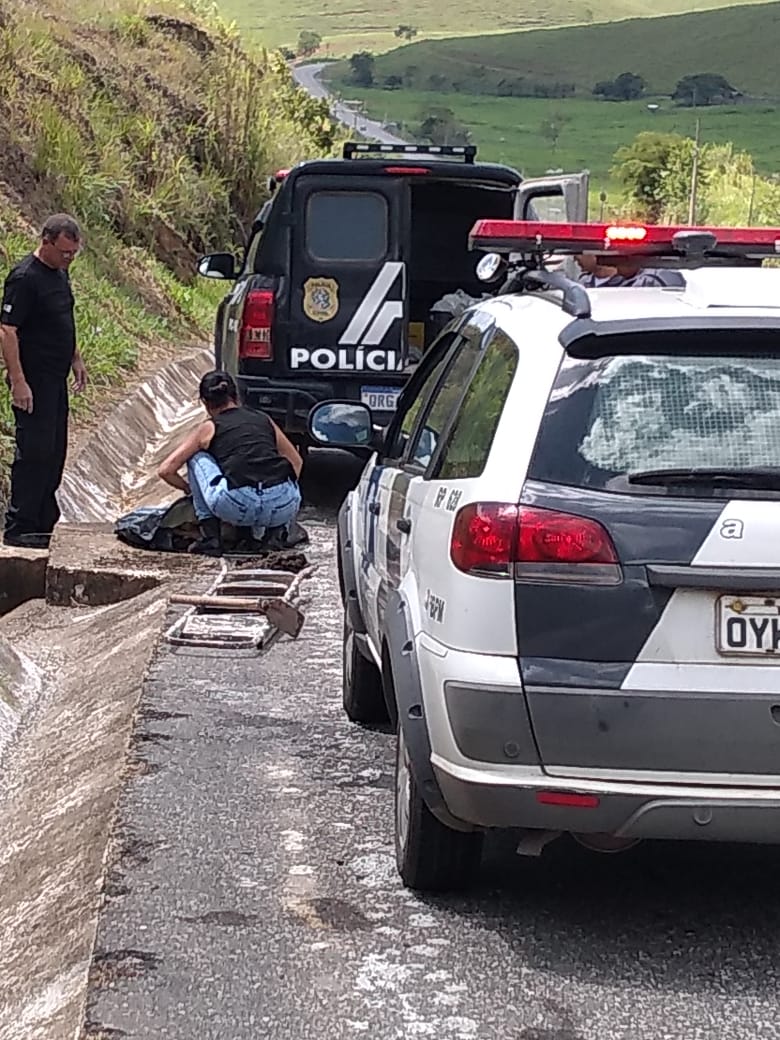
[673,73,740,106]
[593,72,645,101]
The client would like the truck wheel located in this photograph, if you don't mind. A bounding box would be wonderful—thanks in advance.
[342,613,389,725]
[394,724,483,892]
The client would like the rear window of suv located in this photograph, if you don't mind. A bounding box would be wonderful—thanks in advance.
[529,352,780,491]
[306,191,388,261]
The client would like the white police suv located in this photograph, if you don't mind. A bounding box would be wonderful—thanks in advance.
[308,219,780,892]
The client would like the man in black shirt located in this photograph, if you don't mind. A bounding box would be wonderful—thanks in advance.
[1,214,88,549]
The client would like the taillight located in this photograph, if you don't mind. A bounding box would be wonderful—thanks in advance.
[382,166,430,175]
[450,503,518,576]
[240,289,274,359]
[450,503,621,584]
[517,506,617,565]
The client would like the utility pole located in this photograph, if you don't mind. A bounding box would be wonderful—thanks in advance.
[747,172,757,225]
[687,116,701,226]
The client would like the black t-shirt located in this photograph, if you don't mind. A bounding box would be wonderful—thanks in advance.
[1,254,76,380]
[209,407,294,490]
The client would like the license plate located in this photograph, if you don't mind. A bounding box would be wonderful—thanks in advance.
[361,385,401,411]
[716,595,780,657]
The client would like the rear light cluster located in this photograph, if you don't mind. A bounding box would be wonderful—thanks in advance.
[450,503,621,584]
[240,289,274,360]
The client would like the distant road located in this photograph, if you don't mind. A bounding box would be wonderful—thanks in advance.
[293,62,409,146]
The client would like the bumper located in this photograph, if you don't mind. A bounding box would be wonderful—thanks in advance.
[433,758,780,843]
[419,638,780,844]
[237,374,402,436]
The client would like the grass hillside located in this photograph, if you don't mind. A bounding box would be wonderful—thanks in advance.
[217,0,778,55]
[363,2,780,97]
[0,0,338,485]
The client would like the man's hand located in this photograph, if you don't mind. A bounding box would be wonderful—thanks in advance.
[71,356,88,394]
[11,377,33,413]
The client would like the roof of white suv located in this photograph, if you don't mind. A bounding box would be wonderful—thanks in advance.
[582,268,780,324]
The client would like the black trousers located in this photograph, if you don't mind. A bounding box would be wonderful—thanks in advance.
[5,377,69,538]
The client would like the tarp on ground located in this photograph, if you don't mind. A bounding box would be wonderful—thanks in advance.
[114,496,308,553]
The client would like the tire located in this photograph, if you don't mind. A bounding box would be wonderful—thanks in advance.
[394,724,483,892]
[342,613,389,725]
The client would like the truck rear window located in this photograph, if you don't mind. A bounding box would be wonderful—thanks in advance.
[306,191,387,262]
[529,352,780,491]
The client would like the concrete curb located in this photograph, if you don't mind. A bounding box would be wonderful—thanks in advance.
[0,544,47,614]
[45,523,219,608]
[58,346,211,523]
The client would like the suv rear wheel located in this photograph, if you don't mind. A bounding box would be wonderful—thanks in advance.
[342,613,389,725]
[394,724,483,892]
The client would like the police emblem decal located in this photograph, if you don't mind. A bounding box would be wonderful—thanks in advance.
[303,277,339,323]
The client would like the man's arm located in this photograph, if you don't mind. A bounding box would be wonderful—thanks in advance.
[0,325,33,413]
[71,349,87,393]
[2,270,35,413]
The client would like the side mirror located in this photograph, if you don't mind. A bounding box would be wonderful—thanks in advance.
[308,401,377,449]
[197,252,237,280]
[476,252,506,284]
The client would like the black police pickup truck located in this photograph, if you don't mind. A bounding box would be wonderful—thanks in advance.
[197,142,588,444]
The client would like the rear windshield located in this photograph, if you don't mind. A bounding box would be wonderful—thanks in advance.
[305,191,388,262]
[529,352,780,491]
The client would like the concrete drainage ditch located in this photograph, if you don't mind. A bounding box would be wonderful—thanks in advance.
[0,345,277,1040]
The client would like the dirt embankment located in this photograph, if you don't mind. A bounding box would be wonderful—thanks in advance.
[0,0,340,484]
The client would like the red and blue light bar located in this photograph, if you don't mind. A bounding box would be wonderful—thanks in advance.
[469,220,780,258]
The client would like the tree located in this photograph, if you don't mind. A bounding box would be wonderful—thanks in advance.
[673,73,740,107]
[593,71,645,101]
[394,24,418,40]
[279,45,296,61]
[383,74,403,90]
[348,51,375,87]
[416,106,470,146]
[296,30,321,57]
[611,131,696,221]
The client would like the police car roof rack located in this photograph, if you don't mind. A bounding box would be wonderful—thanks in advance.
[343,142,477,163]
[522,269,591,318]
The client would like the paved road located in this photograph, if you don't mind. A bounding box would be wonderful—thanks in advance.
[84,454,780,1039]
[293,62,408,145]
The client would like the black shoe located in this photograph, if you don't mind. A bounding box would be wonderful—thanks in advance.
[188,519,222,557]
[286,520,309,548]
[3,532,51,550]
[259,525,288,552]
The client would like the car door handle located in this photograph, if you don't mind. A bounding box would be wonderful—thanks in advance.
[396,517,411,534]
[368,502,381,516]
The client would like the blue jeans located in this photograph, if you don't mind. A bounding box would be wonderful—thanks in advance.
[187,452,300,540]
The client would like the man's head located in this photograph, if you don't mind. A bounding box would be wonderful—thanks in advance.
[38,214,82,271]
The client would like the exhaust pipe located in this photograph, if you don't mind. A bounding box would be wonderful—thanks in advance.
[572,833,641,854]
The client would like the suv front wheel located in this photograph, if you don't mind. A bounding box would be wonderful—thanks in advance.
[394,724,483,892]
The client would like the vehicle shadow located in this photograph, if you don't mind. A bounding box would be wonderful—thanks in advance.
[300,448,364,515]
[424,835,780,1001]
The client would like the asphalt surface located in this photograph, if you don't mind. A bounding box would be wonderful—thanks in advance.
[292,63,408,145]
[85,451,780,1040]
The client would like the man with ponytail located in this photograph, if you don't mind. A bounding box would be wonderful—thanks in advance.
[157,370,302,555]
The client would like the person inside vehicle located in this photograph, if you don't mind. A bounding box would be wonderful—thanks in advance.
[577,253,684,287]
[157,371,302,555]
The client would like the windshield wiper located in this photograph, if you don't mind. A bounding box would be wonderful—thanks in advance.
[628,466,780,490]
